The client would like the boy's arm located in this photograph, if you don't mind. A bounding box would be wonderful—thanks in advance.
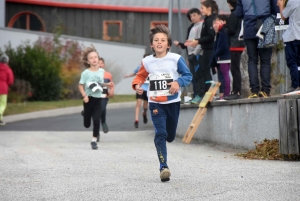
[108,73,114,97]
[176,57,192,87]
[132,63,149,90]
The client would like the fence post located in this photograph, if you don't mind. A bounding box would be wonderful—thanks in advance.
[278,99,300,154]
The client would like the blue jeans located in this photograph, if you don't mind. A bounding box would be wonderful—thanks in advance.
[244,39,272,94]
[285,40,300,89]
[149,102,180,169]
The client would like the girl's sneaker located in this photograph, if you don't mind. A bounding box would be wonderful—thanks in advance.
[91,141,98,149]
[0,120,6,126]
[134,121,138,128]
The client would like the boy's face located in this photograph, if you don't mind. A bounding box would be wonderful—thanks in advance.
[151,33,170,56]
[190,12,202,23]
[99,60,105,68]
[87,52,99,67]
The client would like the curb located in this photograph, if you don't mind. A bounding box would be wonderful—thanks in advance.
[5,102,136,123]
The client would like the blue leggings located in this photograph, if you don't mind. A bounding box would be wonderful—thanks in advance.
[149,102,180,169]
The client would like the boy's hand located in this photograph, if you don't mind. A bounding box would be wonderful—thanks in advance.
[167,81,180,95]
[108,82,114,88]
[184,40,198,48]
[135,81,144,95]
[173,40,179,46]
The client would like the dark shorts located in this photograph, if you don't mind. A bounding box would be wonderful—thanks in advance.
[136,91,148,101]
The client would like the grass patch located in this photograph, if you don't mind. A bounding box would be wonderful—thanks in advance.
[235,139,300,161]
[5,95,135,116]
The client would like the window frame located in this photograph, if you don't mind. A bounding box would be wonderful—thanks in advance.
[103,20,123,41]
[8,11,46,31]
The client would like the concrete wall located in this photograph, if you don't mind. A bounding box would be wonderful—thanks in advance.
[0,28,146,94]
[177,96,292,150]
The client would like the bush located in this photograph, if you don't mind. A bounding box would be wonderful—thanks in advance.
[3,42,62,101]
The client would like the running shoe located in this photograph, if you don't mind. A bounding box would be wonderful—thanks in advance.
[102,123,109,133]
[160,167,171,182]
[91,141,98,150]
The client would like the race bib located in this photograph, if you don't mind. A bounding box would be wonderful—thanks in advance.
[149,73,173,97]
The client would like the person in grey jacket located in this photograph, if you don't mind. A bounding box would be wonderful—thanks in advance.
[236,0,279,98]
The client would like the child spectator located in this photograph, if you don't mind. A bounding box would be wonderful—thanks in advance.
[78,46,113,149]
[0,55,14,126]
[185,0,218,104]
[173,8,203,102]
[278,0,300,94]
[98,57,114,139]
[211,15,231,100]
[124,53,150,128]
[132,25,192,182]
[223,0,245,100]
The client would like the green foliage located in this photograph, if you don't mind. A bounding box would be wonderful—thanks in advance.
[3,42,62,101]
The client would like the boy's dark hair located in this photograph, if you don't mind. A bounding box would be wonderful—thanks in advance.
[202,0,219,14]
[217,15,229,24]
[227,0,237,8]
[187,8,201,22]
[99,57,105,63]
[149,24,172,53]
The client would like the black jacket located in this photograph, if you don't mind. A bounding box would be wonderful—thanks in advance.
[196,13,216,50]
[224,8,244,48]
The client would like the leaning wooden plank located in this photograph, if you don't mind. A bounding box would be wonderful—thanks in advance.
[278,99,288,154]
[286,99,299,154]
[184,108,207,144]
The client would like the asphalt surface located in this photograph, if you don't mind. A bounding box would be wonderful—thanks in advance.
[1,104,300,200]
[0,107,153,132]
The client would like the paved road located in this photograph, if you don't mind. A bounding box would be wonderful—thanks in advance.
[1,105,300,200]
[1,107,153,132]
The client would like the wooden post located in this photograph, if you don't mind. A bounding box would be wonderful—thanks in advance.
[287,99,299,154]
[182,82,220,144]
[278,100,288,154]
[278,99,299,154]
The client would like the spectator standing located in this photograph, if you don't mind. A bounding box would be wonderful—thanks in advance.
[173,8,203,102]
[0,55,14,126]
[278,0,300,94]
[185,0,218,104]
[223,0,245,100]
[210,15,231,100]
[236,0,279,98]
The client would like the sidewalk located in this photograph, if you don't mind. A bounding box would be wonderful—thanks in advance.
[4,101,136,123]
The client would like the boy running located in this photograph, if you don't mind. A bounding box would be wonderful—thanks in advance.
[132,25,192,182]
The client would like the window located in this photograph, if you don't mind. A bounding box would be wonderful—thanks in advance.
[150,21,168,29]
[103,20,122,41]
[8,11,46,32]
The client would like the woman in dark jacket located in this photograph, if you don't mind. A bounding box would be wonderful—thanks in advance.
[185,0,218,104]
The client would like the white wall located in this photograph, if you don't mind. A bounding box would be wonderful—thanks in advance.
[0,28,146,94]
